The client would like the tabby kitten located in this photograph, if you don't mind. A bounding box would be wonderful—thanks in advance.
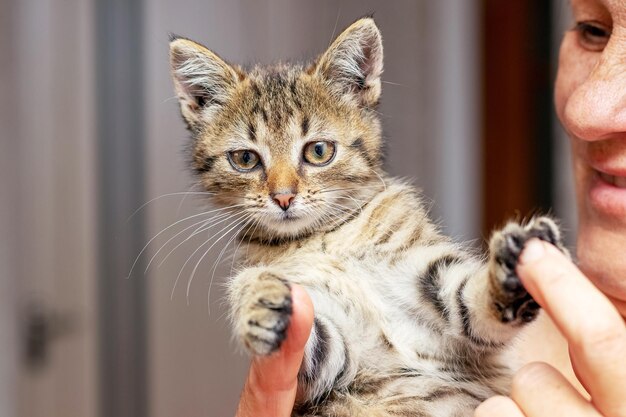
[169,18,566,417]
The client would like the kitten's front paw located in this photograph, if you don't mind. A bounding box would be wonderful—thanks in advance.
[489,217,566,324]
[239,273,292,356]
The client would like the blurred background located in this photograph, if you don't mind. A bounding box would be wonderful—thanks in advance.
[0,0,576,416]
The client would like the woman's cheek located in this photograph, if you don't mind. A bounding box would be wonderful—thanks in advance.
[555,32,596,129]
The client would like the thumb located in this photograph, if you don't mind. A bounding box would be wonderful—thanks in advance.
[235,284,314,417]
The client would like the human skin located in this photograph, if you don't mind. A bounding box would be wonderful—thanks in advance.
[234,284,313,417]
[236,0,626,416]
[475,0,626,416]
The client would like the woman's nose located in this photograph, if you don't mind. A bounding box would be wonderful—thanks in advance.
[563,42,626,141]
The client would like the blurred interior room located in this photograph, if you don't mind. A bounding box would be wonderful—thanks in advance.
[0,1,575,416]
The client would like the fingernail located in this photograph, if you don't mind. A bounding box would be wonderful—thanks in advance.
[519,238,545,264]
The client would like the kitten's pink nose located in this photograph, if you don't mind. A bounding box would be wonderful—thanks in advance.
[272,192,295,211]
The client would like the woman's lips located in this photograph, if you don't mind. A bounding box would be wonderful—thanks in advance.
[597,171,626,188]
[589,169,626,219]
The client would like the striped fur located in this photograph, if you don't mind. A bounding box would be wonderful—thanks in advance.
[169,18,568,417]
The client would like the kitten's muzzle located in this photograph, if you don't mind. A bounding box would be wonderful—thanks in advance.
[271,192,296,211]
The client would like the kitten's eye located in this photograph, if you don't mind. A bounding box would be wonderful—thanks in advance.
[574,21,611,51]
[227,150,260,171]
[303,141,336,166]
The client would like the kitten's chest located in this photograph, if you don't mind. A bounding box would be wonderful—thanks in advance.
[242,235,353,268]
[241,231,388,270]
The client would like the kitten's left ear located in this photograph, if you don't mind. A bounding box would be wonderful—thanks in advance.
[315,17,383,107]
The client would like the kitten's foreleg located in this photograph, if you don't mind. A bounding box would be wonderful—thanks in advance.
[449,216,568,346]
[426,217,567,347]
[229,269,353,402]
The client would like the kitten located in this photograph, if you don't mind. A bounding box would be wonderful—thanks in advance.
[169,17,567,417]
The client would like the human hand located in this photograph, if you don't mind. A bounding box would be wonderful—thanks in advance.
[235,284,314,417]
[475,238,626,417]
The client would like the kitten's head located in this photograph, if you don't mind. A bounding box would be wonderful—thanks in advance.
[170,18,385,240]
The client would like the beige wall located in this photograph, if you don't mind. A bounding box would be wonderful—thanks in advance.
[2,1,98,416]
[0,1,19,416]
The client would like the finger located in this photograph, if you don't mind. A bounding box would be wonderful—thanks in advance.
[517,239,626,417]
[236,284,314,417]
[511,362,595,417]
[252,285,314,388]
[474,395,525,417]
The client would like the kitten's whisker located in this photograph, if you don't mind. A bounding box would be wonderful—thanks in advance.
[369,108,388,118]
[331,194,369,204]
[147,210,238,273]
[382,80,404,86]
[325,208,346,231]
[145,217,215,274]
[367,168,387,191]
[331,196,411,235]
[157,210,245,270]
[162,94,180,104]
[325,199,364,223]
[317,181,385,194]
[325,196,396,224]
[307,205,333,232]
[127,203,246,279]
[324,198,364,212]
[245,213,267,259]
[335,195,372,213]
[323,201,353,214]
[309,202,345,231]
[207,215,255,311]
[175,185,200,218]
[230,215,261,273]
[126,191,216,222]
[328,4,342,47]
[327,195,366,205]
[344,194,366,215]
[186,214,253,306]
[327,211,354,230]
[211,215,254,279]
[319,187,372,194]
[170,214,246,301]
[228,234,247,273]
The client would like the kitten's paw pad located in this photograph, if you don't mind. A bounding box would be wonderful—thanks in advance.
[490,216,563,323]
[241,274,292,356]
[524,217,562,247]
[494,296,541,324]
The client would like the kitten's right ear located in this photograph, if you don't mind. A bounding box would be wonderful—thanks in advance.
[169,36,240,129]
[314,17,383,108]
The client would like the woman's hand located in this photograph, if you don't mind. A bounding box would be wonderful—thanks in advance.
[235,284,314,417]
[475,239,626,417]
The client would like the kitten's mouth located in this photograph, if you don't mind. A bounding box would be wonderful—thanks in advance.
[279,211,300,221]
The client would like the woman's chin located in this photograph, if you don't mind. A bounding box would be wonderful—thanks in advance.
[577,223,626,303]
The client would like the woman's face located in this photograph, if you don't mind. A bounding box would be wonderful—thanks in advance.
[555,0,626,301]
